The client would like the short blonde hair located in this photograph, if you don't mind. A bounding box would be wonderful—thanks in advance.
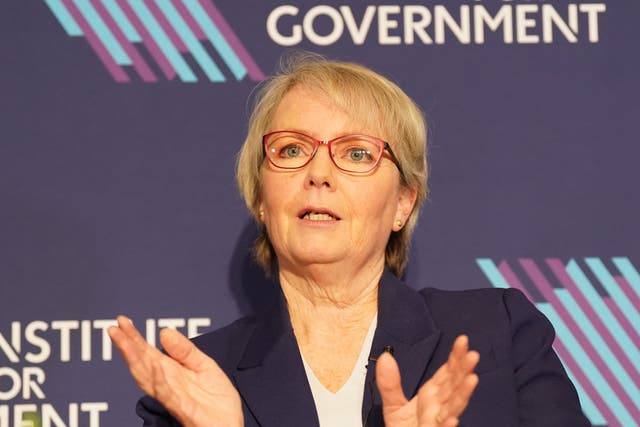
[236,53,428,277]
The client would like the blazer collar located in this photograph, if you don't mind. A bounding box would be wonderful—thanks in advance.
[362,270,442,425]
[233,269,441,427]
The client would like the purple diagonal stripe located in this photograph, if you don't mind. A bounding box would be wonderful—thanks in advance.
[92,0,157,82]
[498,261,619,425]
[553,339,621,427]
[117,0,176,80]
[520,258,640,421]
[199,0,264,81]
[547,259,640,384]
[63,0,129,82]
[144,0,188,53]
[172,0,205,39]
[604,296,640,350]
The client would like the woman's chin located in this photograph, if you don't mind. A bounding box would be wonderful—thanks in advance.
[290,245,349,268]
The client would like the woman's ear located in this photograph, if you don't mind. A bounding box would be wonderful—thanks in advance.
[258,202,265,222]
[394,185,418,230]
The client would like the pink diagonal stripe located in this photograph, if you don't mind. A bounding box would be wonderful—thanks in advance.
[91,0,156,82]
[546,259,640,385]
[615,275,640,316]
[198,0,264,80]
[604,297,640,351]
[553,339,622,427]
[496,261,534,301]
[63,0,129,82]
[172,0,205,39]
[144,0,187,52]
[117,0,176,80]
[499,261,621,425]
[520,258,640,420]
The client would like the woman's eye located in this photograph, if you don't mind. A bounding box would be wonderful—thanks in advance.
[347,148,373,162]
[281,144,302,158]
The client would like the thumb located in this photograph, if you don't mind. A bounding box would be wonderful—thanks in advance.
[376,352,408,413]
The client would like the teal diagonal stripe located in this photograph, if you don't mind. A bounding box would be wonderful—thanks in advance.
[129,0,196,82]
[102,0,141,42]
[613,257,640,296]
[45,0,82,36]
[72,0,130,64]
[586,257,640,337]
[183,0,246,80]
[538,302,636,426]
[476,258,509,288]
[156,0,224,81]
[557,354,606,425]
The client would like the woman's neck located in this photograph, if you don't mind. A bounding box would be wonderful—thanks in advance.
[278,261,383,338]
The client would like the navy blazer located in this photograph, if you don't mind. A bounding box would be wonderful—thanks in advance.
[137,270,590,426]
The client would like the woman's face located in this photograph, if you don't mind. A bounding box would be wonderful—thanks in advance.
[259,86,416,274]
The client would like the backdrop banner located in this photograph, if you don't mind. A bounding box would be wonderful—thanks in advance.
[1,1,638,426]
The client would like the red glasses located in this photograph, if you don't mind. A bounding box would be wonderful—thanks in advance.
[263,130,403,176]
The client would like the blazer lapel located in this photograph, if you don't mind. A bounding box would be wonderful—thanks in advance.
[233,296,319,427]
[362,270,442,425]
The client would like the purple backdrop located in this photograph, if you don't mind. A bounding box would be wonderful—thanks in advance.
[1,1,638,426]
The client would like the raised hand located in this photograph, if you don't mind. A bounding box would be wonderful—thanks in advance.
[108,316,243,427]
[376,335,479,427]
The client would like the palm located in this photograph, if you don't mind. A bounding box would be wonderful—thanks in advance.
[109,316,243,427]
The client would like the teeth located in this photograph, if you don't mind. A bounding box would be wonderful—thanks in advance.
[303,212,336,221]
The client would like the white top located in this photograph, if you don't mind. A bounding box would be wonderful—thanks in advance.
[301,315,378,427]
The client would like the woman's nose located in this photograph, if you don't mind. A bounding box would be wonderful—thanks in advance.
[304,145,336,189]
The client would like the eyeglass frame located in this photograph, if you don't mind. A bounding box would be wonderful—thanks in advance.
[262,130,405,180]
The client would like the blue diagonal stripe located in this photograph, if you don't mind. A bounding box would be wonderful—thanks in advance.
[102,0,141,42]
[475,259,509,288]
[557,354,606,426]
[45,0,83,36]
[555,288,640,410]
[156,0,224,82]
[565,260,640,363]
[72,0,130,65]
[183,0,246,80]
[613,257,640,297]
[537,302,636,426]
[586,257,640,337]
[128,0,196,82]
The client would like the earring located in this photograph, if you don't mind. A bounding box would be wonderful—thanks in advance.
[259,210,264,219]
[395,219,402,228]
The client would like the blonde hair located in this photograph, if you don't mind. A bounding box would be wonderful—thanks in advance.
[236,52,428,277]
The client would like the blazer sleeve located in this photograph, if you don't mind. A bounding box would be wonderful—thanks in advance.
[504,288,590,427]
[135,395,182,427]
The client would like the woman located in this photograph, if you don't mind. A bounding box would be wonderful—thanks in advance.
[109,55,589,427]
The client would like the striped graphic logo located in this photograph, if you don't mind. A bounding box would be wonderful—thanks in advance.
[476,257,640,427]
[44,0,264,83]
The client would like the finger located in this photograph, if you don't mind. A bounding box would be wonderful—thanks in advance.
[116,315,154,349]
[429,336,469,388]
[376,352,409,413]
[159,328,222,374]
[443,373,479,418]
[430,343,480,423]
[442,348,479,388]
[444,336,469,376]
[109,317,144,364]
[109,316,171,392]
[416,378,442,425]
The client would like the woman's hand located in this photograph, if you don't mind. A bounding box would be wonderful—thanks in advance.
[376,335,479,427]
[108,316,243,427]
